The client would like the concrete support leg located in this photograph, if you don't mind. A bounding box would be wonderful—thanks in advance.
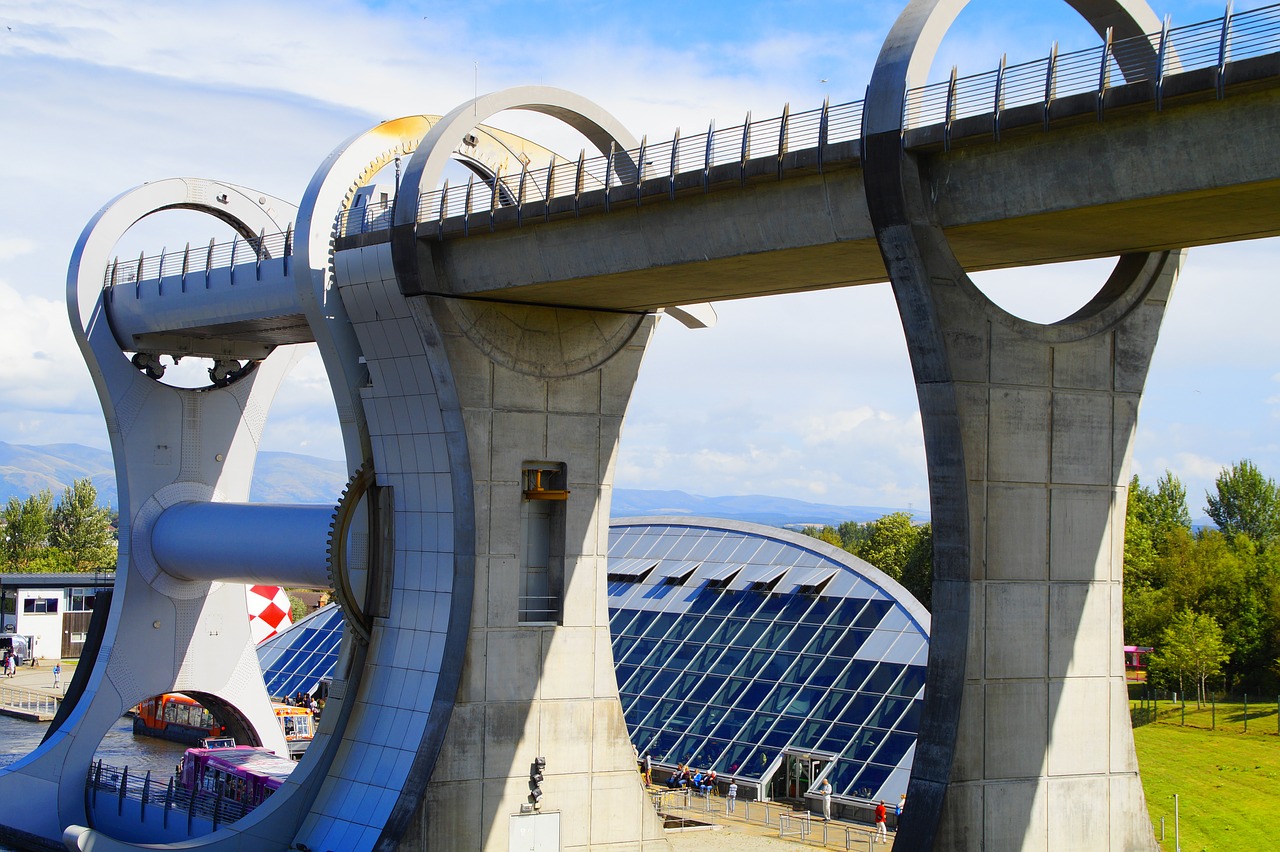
[332,242,669,852]
[883,236,1179,851]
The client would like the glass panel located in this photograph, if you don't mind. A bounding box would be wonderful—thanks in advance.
[847,763,892,799]
[638,697,683,730]
[688,674,725,705]
[642,668,678,698]
[811,690,848,723]
[712,677,750,707]
[624,610,655,637]
[719,742,755,776]
[752,595,788,619]
[832,598,869,626]
[778,624,815,653]
[831,628,872,658]
[863,663,905,695]
[782,686,823,717]
[800,596,837,624]
[866,696,911,730]
[686,615,722,644]
[711,647,747,676]
[738,712,779,745]
[758,714,802,749]
[759,684,799,716]
[757,651,796,681]
[732,619,770,648]
[805,625,844,657]
[874,731,915,768]
[849,727,885,762]
[643,612,679,638]
[853,598,895,629]
[734,679,774,710]
[890,665,928,698]
[706,592,744,618]
[619,637,658,666]
[626,666,661,696]
[782,654,822,685]
[777,594,815,625]
[833,659,876,693]
[808,656,850,689]
[835,692,882,727]
[818,723,859,754]
[792,719,828,751]
[898,698,924,732]
[709,708,756,741]
[707,619,747,647]
[828,758,862,796]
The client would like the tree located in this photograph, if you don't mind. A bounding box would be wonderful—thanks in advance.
[1,490,54,570]
[50,479,115,572]
[1149,609,1231,707]
[1205,460,1280,547]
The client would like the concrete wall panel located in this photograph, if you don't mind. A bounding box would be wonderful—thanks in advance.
[985,485,1048,581]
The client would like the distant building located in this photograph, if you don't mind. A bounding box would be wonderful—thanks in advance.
[0,573,113,660]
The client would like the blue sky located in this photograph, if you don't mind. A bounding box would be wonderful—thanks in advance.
[0,0,1276,517]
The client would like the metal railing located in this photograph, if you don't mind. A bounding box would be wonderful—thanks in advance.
[86,760,255,833]
[654,787,880,851]
[102,227,293,295]
[114,2,1280,279]
[0,683,60,716]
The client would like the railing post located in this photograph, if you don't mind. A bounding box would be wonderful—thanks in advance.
[463,175,474,237]
[489,165,502,231]
[517,165,528,227]
[1097,26,1114,121]
[635,135,647,205]
[205,237,214,289]
[739,110,752,185]
[135,252,144,299]
[993,54,1007,141]
[573,149,586,215]
[944,65,958,150]
[669,128,680,201]
[818,97,829,173]
[180,242,190,292]
[283,223,292,276]
[142,770,151,823]
[1044,43,1058,131]
[164,777,174,830]
[229,236,238,286]
[118,765,128,816]
[157,246,166,295]
[604,142,616,213]
[92,760,101,809]
[438,180,450,240]
[545,154,556,222]
[776,103,789,179]
[1217,0,1234,98]
[1155,15,1172,111]
[255,228,265,280]
[702,119,715,192]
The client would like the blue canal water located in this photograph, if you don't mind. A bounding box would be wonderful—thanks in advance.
[0,712,186,776]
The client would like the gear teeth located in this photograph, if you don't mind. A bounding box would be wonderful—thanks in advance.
[328,460,376,644]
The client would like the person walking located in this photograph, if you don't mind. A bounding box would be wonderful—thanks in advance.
[875,800,888,842]
[818,777,832,821]
[642,752,652,787]
[727,780,738,814]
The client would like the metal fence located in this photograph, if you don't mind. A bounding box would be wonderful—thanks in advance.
[654,786,881,851]
[86,760,254,833]
[116,2,1280,278]
[0,683,60,717]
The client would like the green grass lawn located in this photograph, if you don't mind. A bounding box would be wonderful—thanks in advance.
[1133,699,1280,851]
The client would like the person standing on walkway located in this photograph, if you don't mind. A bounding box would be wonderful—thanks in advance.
[818,777,832,821]
[727,780,738,813]
[52,662,61,691]
[875,800,888,841]
[642,751,652,787]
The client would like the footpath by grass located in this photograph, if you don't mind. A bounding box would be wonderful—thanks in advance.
[1132,698,1280,851]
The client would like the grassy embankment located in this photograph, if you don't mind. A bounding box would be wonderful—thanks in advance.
[1132,698,1280,851]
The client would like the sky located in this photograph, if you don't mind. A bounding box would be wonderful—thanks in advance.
[0,0,1275,519]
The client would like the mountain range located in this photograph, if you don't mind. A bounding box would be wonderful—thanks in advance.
[0,440,919,527]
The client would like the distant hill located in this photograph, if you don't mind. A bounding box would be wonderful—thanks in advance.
[0,441,919,526]
[611,488,925,527]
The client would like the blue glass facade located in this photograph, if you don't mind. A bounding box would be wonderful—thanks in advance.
[608,518,929,804]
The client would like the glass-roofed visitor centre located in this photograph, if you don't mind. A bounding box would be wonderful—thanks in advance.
[259,516,930,818]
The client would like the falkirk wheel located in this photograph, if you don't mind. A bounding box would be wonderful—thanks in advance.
[0,0,1190,849]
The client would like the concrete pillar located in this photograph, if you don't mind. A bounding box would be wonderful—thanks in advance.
[334,242,669,852]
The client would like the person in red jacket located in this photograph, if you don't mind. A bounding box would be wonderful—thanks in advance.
[874,801,888,842]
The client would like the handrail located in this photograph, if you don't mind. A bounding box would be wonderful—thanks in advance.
[0,683,60,716]
[86,760,256,830]
[110,2,1280,280]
